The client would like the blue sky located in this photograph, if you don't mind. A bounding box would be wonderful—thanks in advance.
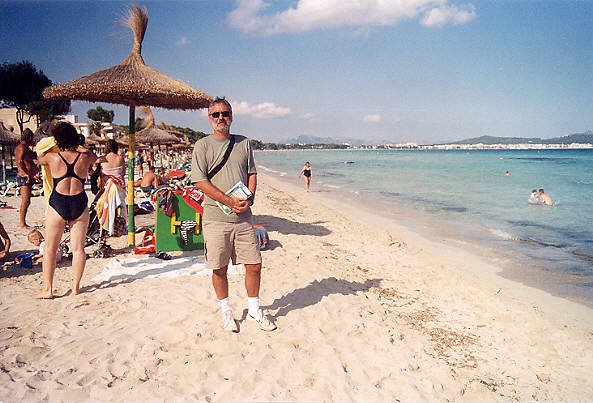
[1,0,592,144]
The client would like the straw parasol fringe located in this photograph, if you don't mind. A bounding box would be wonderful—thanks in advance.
[0,122,19,145]
[0,122,20,183]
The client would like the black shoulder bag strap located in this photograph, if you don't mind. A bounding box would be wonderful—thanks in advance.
[207,135,235,181]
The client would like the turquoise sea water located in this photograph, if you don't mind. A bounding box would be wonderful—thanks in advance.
[255,149,593,307]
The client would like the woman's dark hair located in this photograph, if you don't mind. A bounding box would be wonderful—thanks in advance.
[51,122,80,150]
[105,139,119,154]
[21,128,34,142]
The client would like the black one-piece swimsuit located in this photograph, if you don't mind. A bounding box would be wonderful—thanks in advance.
[49,152,88,221]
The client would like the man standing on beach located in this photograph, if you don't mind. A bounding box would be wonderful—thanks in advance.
[191,97,276,332]
[14,128,39,230]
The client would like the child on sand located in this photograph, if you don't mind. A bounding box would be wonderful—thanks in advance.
[28,229,62,265]
[0,221,10,260]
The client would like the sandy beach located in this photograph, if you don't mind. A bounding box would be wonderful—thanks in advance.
[1,172,593,402]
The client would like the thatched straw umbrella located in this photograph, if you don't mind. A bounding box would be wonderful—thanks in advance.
[87,132,108,143]
[43,3,212,246]
[33,121,54,144]
[0,123,20,183]
[135,107,180,167]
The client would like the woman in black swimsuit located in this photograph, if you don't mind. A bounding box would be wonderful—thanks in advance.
[299,161,313,192]
[36,122,98,299]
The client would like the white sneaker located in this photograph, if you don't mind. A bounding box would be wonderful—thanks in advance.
[222,310,239,332]
[247,309,277,331]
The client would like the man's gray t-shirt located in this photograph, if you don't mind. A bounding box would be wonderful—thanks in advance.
[191,134,257,223]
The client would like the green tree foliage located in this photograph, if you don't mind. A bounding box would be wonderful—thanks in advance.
[0,60,66,134]
[121,118,145,134]
[248,140,347,150]
[167,125,208,143]
[27,98,71,125]
[87,106,114,123]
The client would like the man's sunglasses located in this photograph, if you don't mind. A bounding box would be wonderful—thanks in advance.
[210,111,231,118]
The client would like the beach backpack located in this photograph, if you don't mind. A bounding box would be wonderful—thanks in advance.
[254,225,269,250]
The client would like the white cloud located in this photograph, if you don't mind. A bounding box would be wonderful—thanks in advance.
[174,36,189,46]
[363,114,381,123]
[229,0,476,35]
[231,101,292,118]
[421,4,476,28]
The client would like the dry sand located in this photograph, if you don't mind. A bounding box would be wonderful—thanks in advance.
[1,173,593,402]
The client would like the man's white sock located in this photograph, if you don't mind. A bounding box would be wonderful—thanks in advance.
[248,296,260,316]
[218,297,232,313]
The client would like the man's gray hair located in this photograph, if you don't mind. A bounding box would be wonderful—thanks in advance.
[208,97,232,114]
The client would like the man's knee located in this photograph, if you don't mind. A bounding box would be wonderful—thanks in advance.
[213,266,228,276]
[244,263,261,274]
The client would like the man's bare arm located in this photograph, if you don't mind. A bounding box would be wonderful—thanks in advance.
[14,145,26,172]
[247,173,257,205]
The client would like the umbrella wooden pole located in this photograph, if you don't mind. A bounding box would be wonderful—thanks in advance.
[127,104,136,246]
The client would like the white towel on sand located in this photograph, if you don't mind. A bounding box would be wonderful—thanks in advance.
[91,255,244,282]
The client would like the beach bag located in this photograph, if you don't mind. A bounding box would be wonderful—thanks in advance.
[113,216,127,237]
[134,228,156,254]
[254,225,269,250]
[154,186,175,217]
[140,201,155,212]
[90,166,101,195]
[182,187,204,214]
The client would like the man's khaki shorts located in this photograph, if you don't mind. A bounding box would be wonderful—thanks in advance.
[202,220,262,270]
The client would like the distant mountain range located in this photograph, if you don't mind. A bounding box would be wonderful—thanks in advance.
[444,131,593,145]
[284,131,593,146]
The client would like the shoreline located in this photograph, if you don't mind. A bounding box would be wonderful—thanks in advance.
[255,148,593,310]
[259,172,593,332]
[1,174,592,401]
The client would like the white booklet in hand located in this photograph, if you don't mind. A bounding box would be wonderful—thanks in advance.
[216,181,253,215]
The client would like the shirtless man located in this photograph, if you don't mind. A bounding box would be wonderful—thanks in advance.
[539,189,553,206]
[134,163,159,189]
[14,129,39,229]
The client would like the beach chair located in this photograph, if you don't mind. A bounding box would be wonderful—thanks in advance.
[0,180,18,197]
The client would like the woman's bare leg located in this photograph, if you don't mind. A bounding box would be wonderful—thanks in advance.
[68,208,89,295]
[35,208,66,299]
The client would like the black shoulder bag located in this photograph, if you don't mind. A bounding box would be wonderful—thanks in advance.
[207,135,235,181]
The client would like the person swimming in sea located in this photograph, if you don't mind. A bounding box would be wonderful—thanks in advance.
[539,188,553,206]
[299,162,313,192]
[528,189,540,204]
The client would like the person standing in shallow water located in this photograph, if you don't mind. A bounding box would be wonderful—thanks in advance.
[299,161,313,192]
[539,188,553,206]
[191,97,276,332]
